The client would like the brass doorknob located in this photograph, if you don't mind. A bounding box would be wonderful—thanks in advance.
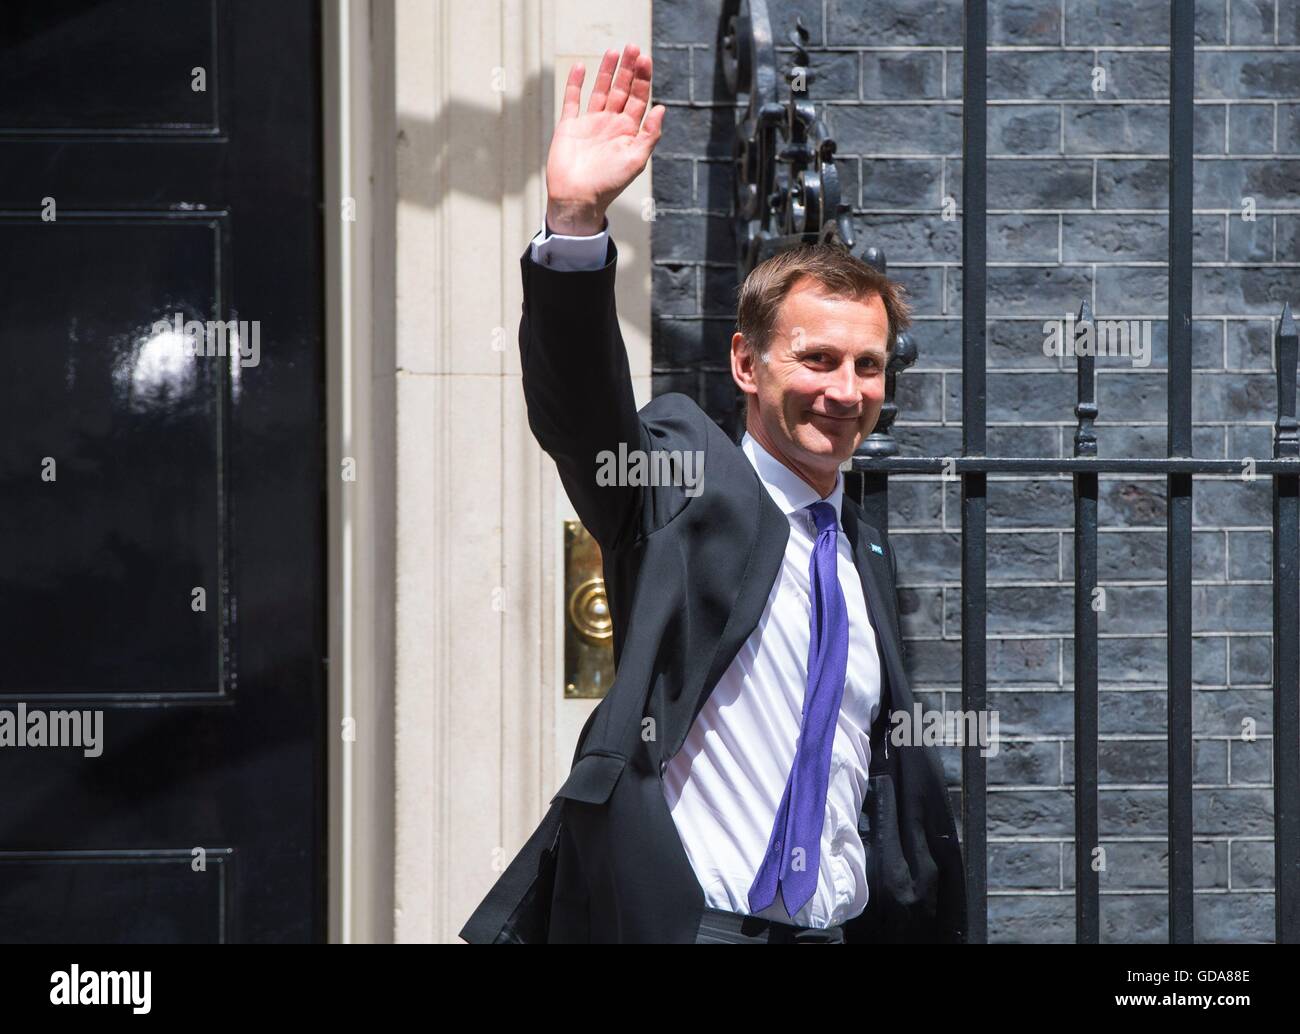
[568,576,612,645]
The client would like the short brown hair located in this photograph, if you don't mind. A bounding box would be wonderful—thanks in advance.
[735,241,912,359]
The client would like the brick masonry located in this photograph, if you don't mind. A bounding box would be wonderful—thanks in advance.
[651,0,1300,942]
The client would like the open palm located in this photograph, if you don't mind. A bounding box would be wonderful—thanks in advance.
[546,44,666,231]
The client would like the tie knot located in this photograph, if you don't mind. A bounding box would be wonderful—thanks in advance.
[806,500,838,536]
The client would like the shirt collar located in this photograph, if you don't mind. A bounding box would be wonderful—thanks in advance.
[741,430,845,528]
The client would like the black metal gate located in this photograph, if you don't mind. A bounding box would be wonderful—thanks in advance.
[723,0,1299,943]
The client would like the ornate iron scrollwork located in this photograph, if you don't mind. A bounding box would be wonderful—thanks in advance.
[721,0,914,458]
[721,0,853,278]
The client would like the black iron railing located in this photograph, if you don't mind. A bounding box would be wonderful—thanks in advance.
[724,0,1300,944]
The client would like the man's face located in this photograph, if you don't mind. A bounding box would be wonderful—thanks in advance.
[731,276,890,485]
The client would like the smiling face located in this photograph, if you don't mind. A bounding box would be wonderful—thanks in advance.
[731,275,890,496]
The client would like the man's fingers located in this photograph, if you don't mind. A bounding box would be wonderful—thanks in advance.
[623,54,653,128]
[586,47,620,113]
[636,103,666,159]
[604,43,640,115]
[560,61,585,121]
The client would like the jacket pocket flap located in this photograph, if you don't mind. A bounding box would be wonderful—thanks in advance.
[549,751,627,806]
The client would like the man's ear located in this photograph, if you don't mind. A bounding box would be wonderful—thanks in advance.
[731,330,759,401]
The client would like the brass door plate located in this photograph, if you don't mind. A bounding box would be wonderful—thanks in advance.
[564,520,614,698]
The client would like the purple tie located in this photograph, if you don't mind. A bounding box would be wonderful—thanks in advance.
[747,499,850,920]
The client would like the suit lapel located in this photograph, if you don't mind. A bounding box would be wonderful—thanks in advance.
[842,501,915,722]
[664,461,790,764]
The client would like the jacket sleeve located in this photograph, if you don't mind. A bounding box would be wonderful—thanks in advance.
[518,237,645,552]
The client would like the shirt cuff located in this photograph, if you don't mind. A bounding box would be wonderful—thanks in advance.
[530,215,611,272]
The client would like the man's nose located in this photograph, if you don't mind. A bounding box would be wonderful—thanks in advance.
[824,361,860,406]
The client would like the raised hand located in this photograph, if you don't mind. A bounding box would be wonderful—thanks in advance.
[545,43,666,236]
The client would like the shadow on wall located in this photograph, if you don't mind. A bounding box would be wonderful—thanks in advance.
[395,67,663,343]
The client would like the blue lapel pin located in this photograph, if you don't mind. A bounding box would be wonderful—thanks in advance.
[870,542,884,555]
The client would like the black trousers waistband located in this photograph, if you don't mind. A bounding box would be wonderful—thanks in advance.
[694,906,846,944]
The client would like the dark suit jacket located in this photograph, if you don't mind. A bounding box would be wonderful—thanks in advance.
[459,236,967,943]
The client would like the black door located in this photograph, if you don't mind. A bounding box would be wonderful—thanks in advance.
[0,0,326,942]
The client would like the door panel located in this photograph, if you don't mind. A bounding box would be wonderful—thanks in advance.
[0,0,325,943]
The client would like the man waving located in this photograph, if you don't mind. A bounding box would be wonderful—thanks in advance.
[460,42,966,945]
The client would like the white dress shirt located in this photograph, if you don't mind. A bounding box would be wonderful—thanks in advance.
[529,220,883,929]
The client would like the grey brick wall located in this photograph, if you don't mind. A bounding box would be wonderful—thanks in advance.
[652,0,1300,942]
